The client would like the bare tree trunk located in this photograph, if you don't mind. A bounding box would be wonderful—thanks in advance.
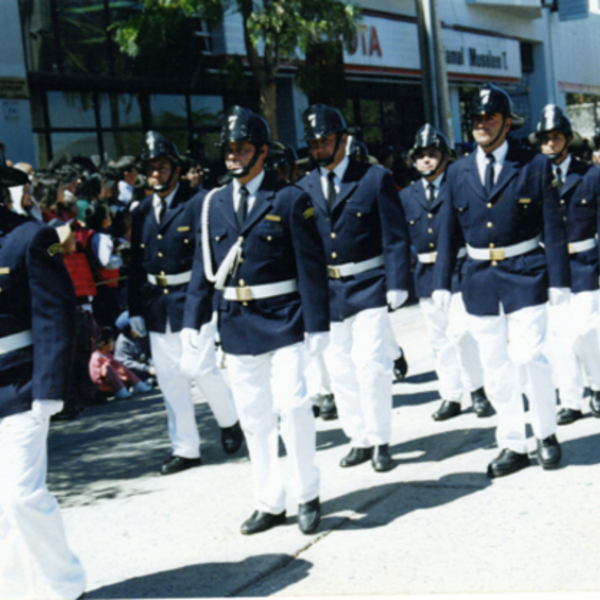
[260,79,278,141]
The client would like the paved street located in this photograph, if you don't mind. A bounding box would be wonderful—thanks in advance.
[47,304,600,599]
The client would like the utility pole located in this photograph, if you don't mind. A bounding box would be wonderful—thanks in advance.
[415,0,454,141]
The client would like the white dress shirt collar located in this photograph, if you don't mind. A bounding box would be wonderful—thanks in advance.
[421,171,444,192]
[476,140,508,185]
[553,154,571,179]
[232,169,265,212]
[153,183,179,211]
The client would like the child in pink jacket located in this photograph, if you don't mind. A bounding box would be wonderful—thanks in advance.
[89,327,152,399]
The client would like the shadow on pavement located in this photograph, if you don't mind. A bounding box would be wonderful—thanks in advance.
[47,391,248,507]
[559,432,600,466]
[318,471,491,532]
[390,426,496,464]
[86,554,312,598]
[401,370,439,384]
[393,388,440,408]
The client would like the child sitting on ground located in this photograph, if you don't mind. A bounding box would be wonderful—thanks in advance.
[89,327,152,399]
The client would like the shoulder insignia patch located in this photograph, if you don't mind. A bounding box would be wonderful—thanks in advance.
[303,207,315,220]
[177,226,191,232]
[0,267,9,275]
[48,243,63,257]
[265,214,282,222]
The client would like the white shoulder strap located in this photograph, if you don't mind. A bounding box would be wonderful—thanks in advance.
[201,185,244,290]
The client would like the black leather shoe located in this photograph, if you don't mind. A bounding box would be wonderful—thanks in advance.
[298,497,320,534]
[590,391,600,417]
[160,455,202,476]
[340,446,373,467]
[487,449,530,478]
[319,394,337,420]
[240,510,286,535]
[393,350,408,382]
[471,387,493,417]
[221,421,244,455]
[432,400,461,421]
[372,444,393,472]
[536,434,561,470]
[557,407,583,426]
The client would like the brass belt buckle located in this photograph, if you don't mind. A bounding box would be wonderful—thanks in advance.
[567,243,576,254]
[235,287,253,302]
[489,248,505,261]
[429,252,437,263]
[155,274,168,287]
[328,266,341,279]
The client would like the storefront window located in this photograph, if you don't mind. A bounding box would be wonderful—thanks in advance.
[51,132,99,160]
[150,95,188,129]
[47,91,96,128]
[102,131,144,160]
[55,0,111,75]
[190,95,223,126]
[98,93,143,129]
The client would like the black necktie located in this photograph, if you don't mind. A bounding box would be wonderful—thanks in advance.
[484,154,495,197]
[158,198,166,223]
[327,171,336,212]
[427,183,436,203]
[236,186,249,228]
[556,167,563,193]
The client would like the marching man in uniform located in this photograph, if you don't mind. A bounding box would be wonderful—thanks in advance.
[535,105,600,424]
[298,104,411,472]
[129,131,242,476]
[433,84,571,478]
[0,155,85,599]
[183,106,330,535]
[400,124,491,421]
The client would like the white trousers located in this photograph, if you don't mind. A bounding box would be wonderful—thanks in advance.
[468,304,556,454]
[547,290,600,410]
[227,343,319,513]
[0,410,85,600]
[324,306,393,448]
[420,293,484,402]
[150,321,238,459]
[304,350,333,403]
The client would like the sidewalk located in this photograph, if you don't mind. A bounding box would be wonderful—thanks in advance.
[47,304,600,598]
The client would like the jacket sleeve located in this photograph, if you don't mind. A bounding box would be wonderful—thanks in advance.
[128,205,147,318]
[289,190,330,333]
[378,169,411,292]
[540,156,571,289]
[432,180,460,292]
[182,195,216,330]
[28,226,77,400]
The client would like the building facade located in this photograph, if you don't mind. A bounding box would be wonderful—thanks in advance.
[0,0,599,168]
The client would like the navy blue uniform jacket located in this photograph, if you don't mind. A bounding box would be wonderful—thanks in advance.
[0,207,76,418]
[432,146,570,316]
[557,159,600,293]
[297,160,411,322]
[399,175,464,298]
[129,184,204,333]
[183,173,330,356]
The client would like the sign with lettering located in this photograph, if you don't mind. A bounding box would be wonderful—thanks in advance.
[221,13,521,80]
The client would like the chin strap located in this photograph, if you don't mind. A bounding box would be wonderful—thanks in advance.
[480,115,507,151]
[151,163,178,193]
[227,144,263,179]
[315,132,344,168]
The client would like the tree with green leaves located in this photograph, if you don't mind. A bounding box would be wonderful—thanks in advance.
[111,0,361,139]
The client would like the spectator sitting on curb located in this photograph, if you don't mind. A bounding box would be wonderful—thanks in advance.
[114,311,157,386]
[89,327,152,400]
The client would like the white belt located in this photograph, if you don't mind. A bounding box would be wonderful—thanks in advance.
[147,271,192,287]
[467,236,540,262]
[417,247,467,265]
[327,255,384,279]
[568,238,597,255]
[223,279,297,302]
[0,330,33,355]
